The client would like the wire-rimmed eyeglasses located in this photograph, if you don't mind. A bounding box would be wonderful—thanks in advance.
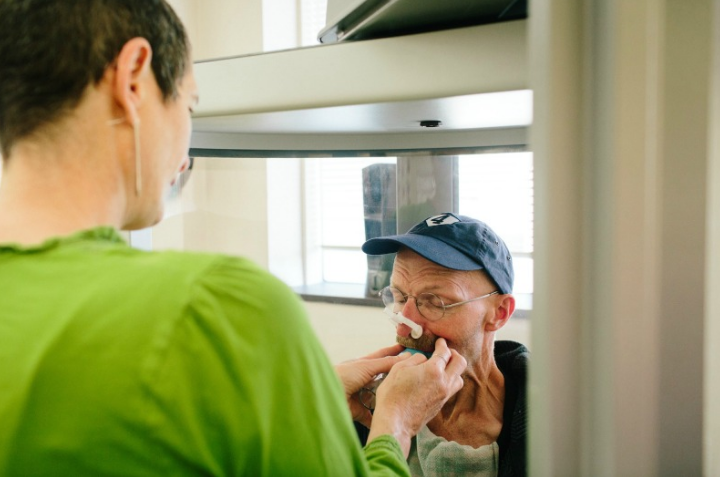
[379,286,499,322]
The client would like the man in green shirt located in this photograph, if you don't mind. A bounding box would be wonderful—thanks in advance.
[0,1,466,475]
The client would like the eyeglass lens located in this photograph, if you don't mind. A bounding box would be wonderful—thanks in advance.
[381,287,445,320]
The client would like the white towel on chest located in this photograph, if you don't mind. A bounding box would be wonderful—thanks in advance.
[407,425,499,477]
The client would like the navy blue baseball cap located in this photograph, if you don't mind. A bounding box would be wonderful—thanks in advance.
[362,213,514,295]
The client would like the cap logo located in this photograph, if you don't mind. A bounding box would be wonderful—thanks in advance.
[426,213,459,227]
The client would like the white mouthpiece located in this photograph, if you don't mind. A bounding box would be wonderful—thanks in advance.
[384,307,423,339]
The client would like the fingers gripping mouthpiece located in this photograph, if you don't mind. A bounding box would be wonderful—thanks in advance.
[383,307,423,339]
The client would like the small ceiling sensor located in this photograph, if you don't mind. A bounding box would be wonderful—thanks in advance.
[420,120,442,128]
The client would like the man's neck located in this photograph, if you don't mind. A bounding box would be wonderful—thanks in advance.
[427,351,505,448]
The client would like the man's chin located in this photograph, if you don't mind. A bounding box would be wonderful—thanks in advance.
[396,334,438,353]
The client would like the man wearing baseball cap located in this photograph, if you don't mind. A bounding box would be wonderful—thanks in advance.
[360,212,528,477]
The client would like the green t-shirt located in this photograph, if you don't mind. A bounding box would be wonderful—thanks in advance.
[0,227,409,476]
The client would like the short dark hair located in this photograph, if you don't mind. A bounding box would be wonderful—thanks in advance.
[0,0,190,158]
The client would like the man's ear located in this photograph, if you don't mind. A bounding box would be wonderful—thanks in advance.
[484,295,516,332]
[113,37,153,125]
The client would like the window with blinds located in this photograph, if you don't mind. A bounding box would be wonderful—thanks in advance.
[308,157,396,284]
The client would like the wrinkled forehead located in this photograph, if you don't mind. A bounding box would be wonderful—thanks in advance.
[393,247,492,288]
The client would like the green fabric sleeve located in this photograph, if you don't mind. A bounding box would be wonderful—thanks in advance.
[364,436,411,477]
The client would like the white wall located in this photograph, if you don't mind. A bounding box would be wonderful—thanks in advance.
[166,0,264,60]
[154,158,270,266]
[305,302,397,363]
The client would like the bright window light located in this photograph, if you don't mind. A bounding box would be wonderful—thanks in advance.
[300,0,328,46]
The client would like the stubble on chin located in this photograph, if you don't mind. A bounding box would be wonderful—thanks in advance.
[396,333,438,353]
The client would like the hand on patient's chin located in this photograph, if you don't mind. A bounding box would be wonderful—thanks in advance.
[373,338,466,442]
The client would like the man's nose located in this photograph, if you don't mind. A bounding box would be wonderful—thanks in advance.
[401,297,424,321]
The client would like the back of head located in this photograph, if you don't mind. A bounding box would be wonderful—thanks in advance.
[0,0,190,159]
